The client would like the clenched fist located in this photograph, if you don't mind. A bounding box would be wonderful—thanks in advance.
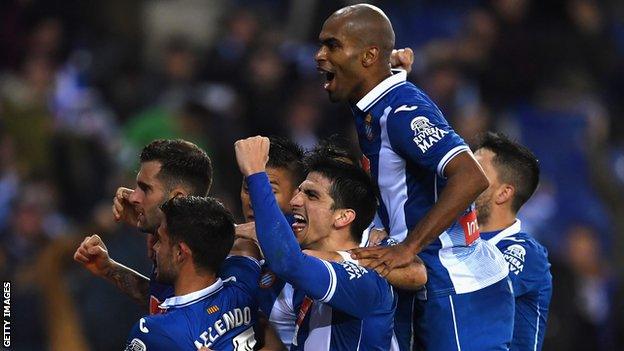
[235,136,270,177]
[73,234,113,277]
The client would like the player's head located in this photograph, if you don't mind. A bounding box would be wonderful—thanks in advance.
[474,132,539,226]
[316,4,395,103]
[290,150,377,249]
[130,139,212,233]
[154,196,234,284]
[240,136,305,222]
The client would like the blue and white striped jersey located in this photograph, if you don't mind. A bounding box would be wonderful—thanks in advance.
[482,219,552,351]
[248,172,400,350]
[351,70,508,297]
[125,256,261,350]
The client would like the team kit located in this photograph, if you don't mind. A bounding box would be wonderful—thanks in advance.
[74,4,552,351]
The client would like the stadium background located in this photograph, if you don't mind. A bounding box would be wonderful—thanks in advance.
[1,0,623,350]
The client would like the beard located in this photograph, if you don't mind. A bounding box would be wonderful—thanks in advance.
[475,194,492,227]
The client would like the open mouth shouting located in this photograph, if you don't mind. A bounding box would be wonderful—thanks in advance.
[292,213,307,234]
[317,66,336,91]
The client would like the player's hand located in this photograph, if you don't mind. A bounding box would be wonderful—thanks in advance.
[390,48,414,74]
[235,136,270,177]
[112,187,139,226]
[367,228,388,247]
[350,243,414,277]
[235,222,258,243]
[73,234,113,277]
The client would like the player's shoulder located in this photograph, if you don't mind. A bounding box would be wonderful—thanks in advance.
[499,232,548,256]
[386,83,438,115]
[330,259,389,287]
[499,232,550,273]
[127,314,179,350]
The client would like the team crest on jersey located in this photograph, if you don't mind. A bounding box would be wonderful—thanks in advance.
[259,270,276,288]
[503,244,526,275]
[340,261,368,280]
[410,116,449,153]
[125,338,146,351]
[364,113,374,141]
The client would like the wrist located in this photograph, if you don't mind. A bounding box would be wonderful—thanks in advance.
[244,168,265,178]
[99,258,117,278]
[402,240,422,254]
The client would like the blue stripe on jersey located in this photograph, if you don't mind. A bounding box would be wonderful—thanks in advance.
[482,220,552,351]
[352,72,508,296]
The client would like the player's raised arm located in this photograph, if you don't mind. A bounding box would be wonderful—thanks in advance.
[73,234,150,308]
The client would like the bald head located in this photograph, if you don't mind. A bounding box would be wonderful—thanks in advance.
[327,4,395,64]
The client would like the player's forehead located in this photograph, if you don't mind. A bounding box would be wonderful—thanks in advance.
[319,15,351,41]
[137,161,163,184]
[301,172,332,194]
[267,167,294,186]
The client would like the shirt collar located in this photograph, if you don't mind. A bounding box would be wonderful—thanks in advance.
[355,69,407,112]
[159,278,223,309]
[481,219,522,246]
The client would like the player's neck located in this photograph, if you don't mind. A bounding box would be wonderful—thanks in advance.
[349,68,392,104]
[479,210,517,233]
[315,229,359,252]
[174,266,218,297]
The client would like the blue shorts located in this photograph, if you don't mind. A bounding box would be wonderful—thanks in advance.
[414,277,514,351]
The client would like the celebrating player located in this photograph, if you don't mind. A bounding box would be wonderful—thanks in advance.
[235,136,401,350]
[315,4,513,350]
[74,139,213,312]
[125,196,261,350]
[475,132,552,351]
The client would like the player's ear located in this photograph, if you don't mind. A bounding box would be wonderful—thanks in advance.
[177,242,192,262]
[495,184,514,206]
[334,209,356,229]
[362,46,379,68]
[170,186,189,199]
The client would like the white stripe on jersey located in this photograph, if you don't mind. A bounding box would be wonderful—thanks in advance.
[533,301,541,351]
[436,146,470,178]
[379,106,410,242]
[320,260,337,302]
[268,283,296,347]
[304,303,333,350]
[449,295,462,351]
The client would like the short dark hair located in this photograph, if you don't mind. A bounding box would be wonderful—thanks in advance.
[160,196,234,273]
[475,132,540,213]
[268,136,306,185]
[140,139,212,196]
[304,150,377,242]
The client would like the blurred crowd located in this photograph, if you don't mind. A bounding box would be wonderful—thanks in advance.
[1,0,623,350]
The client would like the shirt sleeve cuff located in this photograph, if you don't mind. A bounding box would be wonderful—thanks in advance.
[436,146,470,178]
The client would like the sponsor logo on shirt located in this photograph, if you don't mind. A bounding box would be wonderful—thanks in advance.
[395,104,418,113]
[125,338,147,351]
[503,244,526,275]
[341,261,368,280]
[410,116,449,153]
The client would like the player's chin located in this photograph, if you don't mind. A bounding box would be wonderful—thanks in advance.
[327,90,345,103]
